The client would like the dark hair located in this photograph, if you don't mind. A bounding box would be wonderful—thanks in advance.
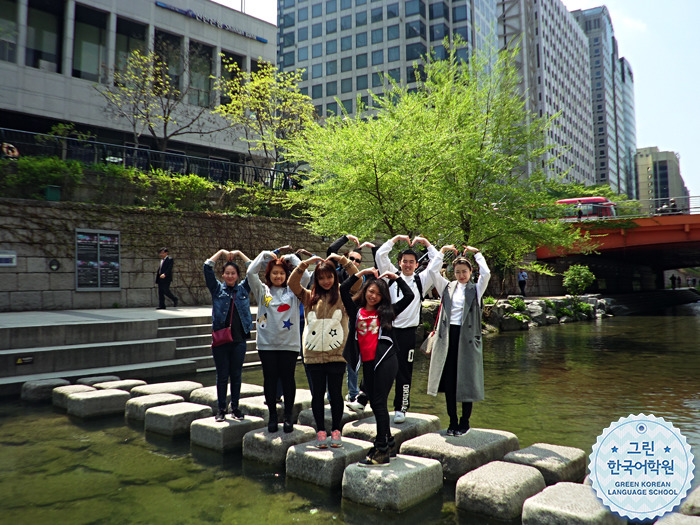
[453,257,473,272]
[397,248,418,264]
[264,257,292,287]
[352,278,395,331]
[159,247,168,254]
[309,261,340,308]
[223,261,240,275]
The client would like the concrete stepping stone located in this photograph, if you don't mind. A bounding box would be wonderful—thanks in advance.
[503,442,587,485]
[238,389,313,422]
[93,379,147,392]
[125,393,185,421]
[21,378,70,402]
[189,383,265,411]
[66,388,131,418]
[342,412,440,449]
[297,404,374,431]
[191,415,266,452]
[52,384,95,409]
[342,455,443,512]
[681,484,700,516]
[77,375,121,386]
[242,425,316,468]
[522,482,626,524]
[656,514,700,524]
[455,460,546,520]
[400,428,519,480]
[286,436,373,488]
[131,381,203,401]
[144,402,212,436]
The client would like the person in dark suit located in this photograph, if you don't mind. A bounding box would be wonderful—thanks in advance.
[156,247,178,309]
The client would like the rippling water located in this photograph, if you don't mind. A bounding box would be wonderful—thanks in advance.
[1,303,698,524]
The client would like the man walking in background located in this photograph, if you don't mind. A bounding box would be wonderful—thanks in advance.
[156,247,178,309]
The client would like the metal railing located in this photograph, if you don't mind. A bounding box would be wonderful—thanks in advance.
[0,127,299,190]
[603,196,700,220]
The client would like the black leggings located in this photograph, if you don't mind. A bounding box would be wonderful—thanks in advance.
[393,327,417,412]
[307,362,345,432]
[362,354,398,450]
[442,324,473,425]
[259,350,297,419]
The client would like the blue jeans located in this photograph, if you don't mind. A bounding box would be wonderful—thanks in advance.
[212,341,247,412]
[347,363,359,400]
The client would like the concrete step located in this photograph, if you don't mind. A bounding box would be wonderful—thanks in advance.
[0,338,178,379]
[157,315,212,328]
[0,358,198,397]
[176,339,257,357]
[157,324,211,339]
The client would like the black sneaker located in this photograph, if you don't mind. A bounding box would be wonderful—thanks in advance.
[267,412,279,433]
[173,297,179,307]
[446,425,456,437]
[215,410,226,422]
[283,418,294,433]
[455,418,470,436]
[231,407,245,420]
[359,447,390,467]
[388,437,397,458]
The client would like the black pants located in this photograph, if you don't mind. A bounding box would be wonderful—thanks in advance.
[392,327,416,413]
[441,324,473,426]
[158,281,178,308]
[307,362,345,432]
[363,354,398,449]
[518,280,526,296]
[259,350,297,419]
[211,341,246,412]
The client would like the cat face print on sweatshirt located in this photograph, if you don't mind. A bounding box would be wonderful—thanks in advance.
[303,309,344,352]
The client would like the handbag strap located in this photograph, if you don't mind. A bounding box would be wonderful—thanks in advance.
[225,292,235,328]
[431,303,442,332]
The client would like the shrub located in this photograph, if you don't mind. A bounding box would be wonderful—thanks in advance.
[544,298,555,310]
[573,301,594,315]
[1,156,83,199]
[509,297,527,311]
[556,306,574,318]
[563,264,595,299]
[483,296,496,305]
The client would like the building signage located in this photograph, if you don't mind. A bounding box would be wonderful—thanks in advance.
[75,229,121,291]
[155,2,269,43]
[0,250,17,267]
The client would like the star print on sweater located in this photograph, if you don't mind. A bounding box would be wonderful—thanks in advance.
[282,319,293,330]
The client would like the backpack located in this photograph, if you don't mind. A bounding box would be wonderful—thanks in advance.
[389,274,423,301]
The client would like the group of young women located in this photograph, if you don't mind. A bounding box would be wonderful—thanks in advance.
[203,237,490,467]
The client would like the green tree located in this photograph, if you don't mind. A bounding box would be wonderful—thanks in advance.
[213,61,316,173]
[562,264,596,303]
[285,42,588,269]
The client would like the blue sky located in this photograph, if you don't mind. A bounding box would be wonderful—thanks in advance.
[221,0,699,196]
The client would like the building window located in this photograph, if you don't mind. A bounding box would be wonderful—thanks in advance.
[0,0,17,62]
[341,77,353,93]
[298,27,308,41]
[326,60,337,75]
[312,43,322,57]
[342,98,353,113]
[356,31,367,47]
[281,50,295,70]
[371,28,383,44]
[388,68,400,83]
[298,46,308,61]
[155,30,182,89]
[432,45,446,60]
[188,41,213,106]
[312,3,322,17]
[406,20,425,39]
[26,0,64,72]
[430,23,448,42]
[312,63,322,78]
[341,0,352,9]
[372,49,383,65]
[327,0,337,14]
[283,32,295,47]
[341,56,352,71]
[453,26,469,43]
[327,19,338,34]
[406,42,426,60]
[356,11,367,26]
[327,101,338,116]
[388,46,400,62]
[405,0,426,17]
[312,22,322,38]
[453,5,468,22]
[326,39,337,54]
[341,36,352,51]
[356,53,367,68]
[282,13,295,28]
[429,2,448,20]
[298,7,308,21]
[115,18,146,72]
[372,71,382,87]
[312,84,323,98]
[326,80,337,96]
[357,74,368,89]
[387,24,400,40]
[341,14,352,30]
[371,7,383,23]
[387,3,399,19]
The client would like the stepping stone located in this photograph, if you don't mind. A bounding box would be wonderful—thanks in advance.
[503,443,587,485]
[125,393,185,421]
[77,375,121,386]
[657,514,700,524]
[238,390,313,422]
[343,412,440,449]
[522,482,626,525]
[342,455,443,512]
[681,484,700,516]
[131,381,203,401]
[286,436,373,488]
[93,379,147,392]
[144,402,212,436]
[400,428,519,480]
[66,388,131,418]
[242,425,316,468]
[52,384,95,409]
[191,415,266,452]
[455,460,546,520]
[21,378,70,402]
[297,404,374,431]
[189,383,265,411]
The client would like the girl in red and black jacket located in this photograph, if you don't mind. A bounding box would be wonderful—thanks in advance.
[341,268,414,466]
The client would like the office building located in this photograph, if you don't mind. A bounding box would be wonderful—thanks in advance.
[636,146,689,214]
[571,6,637,196]
[498,0,595,184]
[277,0,498,117]
[0,0,276,163]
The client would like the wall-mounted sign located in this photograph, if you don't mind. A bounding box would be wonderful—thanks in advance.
[155,2,269,43]
[75,229,121,291]
[0,250,17,267]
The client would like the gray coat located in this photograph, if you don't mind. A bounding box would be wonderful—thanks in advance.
[427,280,485,402]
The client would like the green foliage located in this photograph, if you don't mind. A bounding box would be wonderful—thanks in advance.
[544,299,555,310]
[556,306,574,318]
[545,180,627,202]
[509,297,527,311]
[0,156,83,199]
[562,264,596,299]
[483,296,496,305]
[506,312,530,323]
[285,41,586,269]
[573,301,594,315]
[146,169,214,212]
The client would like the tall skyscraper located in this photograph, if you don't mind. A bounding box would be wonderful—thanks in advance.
[277,0,498,117]
[571,6,637,196]
[636,147,689,214]
[498,0,595,184]
[619,57,638,199]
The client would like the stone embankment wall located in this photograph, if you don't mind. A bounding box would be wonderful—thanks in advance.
[0,198,334,312]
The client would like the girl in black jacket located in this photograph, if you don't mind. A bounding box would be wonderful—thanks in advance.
[341,268,414,466]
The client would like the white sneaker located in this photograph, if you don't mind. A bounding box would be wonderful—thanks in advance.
[347,399,365,413]
[393,411,406,424]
